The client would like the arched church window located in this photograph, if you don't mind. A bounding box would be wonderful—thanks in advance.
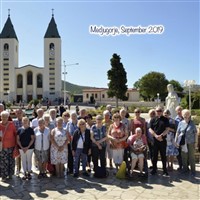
[4,43,9,50]
[37,74,43,88]
[27,71,33,85]
[49,43,55,50]
[17,74,23,88]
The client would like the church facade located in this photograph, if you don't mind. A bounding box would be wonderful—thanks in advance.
[0,13,62,104]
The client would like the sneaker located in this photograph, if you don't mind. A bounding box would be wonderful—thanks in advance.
[82,172,90,177]
[150,170,157,175]
[163,171,169,177]
[22,176,27,180]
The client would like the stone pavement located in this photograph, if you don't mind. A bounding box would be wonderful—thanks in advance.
[0,161,199,200]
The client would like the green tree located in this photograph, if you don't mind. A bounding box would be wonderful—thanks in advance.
[135,71,169,101]
[107,53,128,107]
[190,91,200,109]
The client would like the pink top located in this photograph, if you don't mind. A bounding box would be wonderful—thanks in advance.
[109,122,126,149]
[128,134,147,146]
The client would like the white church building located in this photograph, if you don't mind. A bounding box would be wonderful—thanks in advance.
[0,13,62,103]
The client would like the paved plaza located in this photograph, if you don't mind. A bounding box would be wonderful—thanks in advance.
[0,161,199,200]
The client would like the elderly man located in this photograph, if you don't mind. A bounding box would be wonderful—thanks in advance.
[31,108,44,129]
[149,106,169,176]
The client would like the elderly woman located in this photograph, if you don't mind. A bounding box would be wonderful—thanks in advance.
[90,115,107,173]
[43,113,55,131]
[103,110,113,168]
[163,109,179,171]
[17,117,35,180]
[176,109,197,176]
[50,117,69,178]
[34,118,50,178]
[129,127,147,177]
[72,119,91,178]
[62,111,70,129]
[66,112,78,174]
[131,108,146,135]
[108,113,128,172]
[0,111,17,181]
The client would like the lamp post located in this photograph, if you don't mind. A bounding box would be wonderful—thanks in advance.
[157,93,160,106]
[62,61,79,106]
[7,90,10,102]
[184,80,195,112]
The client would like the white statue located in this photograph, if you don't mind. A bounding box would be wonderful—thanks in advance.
[165,84,179,119]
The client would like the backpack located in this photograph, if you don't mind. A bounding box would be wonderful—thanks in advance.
[94,166,109,178]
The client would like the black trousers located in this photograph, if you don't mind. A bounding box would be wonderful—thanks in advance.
[68,143,73,173]
[91,146,106,172]
[152,140,167,172]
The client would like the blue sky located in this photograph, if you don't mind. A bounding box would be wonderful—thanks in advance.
[0,0,199,88]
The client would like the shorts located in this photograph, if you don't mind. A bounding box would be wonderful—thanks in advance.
[131,152,144,160]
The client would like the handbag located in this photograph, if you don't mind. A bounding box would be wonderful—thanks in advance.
[132,145,146,155]
[13,146,20,158]
[180,121,190,146]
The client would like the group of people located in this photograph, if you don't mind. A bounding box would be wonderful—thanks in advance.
[0,102,198,182]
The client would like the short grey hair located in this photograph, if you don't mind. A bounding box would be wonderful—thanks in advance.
[0,110,9,117]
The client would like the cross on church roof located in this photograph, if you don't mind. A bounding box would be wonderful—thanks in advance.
[52,8,54,17]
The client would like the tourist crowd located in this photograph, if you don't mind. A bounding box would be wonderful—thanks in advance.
[0,103,198,182]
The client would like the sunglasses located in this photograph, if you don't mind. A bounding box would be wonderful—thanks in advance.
[64,115,70,117]
[156,110,162,112]
[135,111,140,113]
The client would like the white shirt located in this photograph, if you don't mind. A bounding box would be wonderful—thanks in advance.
[34,127,50,151]
[77,132,85,149]
[31,118,39,129]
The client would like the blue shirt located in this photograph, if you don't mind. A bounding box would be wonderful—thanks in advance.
[91,125,107,147]
[177,120,197,144]
[66,121,78,136]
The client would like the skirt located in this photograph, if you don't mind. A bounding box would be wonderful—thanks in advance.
[35,149,49,163]
[166,145,179,156]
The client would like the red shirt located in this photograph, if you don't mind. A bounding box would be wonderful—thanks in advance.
[0,122,17,148]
